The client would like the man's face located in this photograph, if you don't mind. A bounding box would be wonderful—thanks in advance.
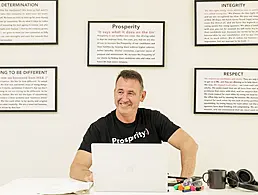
[114,77,146,117]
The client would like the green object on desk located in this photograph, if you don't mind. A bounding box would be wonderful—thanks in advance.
[173,184,179,190]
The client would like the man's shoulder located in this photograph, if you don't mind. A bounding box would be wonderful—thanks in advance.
[91,110,115,127]
[138,108,161,115]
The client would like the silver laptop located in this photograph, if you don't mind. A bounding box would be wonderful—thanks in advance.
[91,143,168,192]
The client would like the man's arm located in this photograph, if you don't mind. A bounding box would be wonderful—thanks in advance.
[168,128,198,178]
[70,150,93,182]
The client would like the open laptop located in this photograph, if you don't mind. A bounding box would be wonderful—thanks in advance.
[91,143,168,192]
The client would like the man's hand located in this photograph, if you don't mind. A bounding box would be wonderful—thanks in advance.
[84,172,93,182]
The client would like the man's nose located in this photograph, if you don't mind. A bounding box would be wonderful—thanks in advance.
[121,93,129,101]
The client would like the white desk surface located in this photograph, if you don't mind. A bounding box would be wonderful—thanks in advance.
[0,178,257,195]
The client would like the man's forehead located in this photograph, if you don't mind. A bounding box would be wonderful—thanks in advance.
[116,87,136,92]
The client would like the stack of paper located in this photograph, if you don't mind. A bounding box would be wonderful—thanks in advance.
[0,178,93,195]
[38,178,93,195]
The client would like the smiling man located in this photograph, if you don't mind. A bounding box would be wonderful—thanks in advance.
[70,70,198,182]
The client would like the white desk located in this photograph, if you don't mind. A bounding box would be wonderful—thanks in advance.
[0,178,257,195]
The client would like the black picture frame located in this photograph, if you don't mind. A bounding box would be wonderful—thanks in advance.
[87,21,165,67]
[0,66,58,112]
[0,0,58,45]
[194,68,258,114]
[194,0,258,46]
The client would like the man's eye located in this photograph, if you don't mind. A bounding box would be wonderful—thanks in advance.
[118,91,123,94]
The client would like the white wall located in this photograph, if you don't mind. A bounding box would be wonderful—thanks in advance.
[1,0,258,185]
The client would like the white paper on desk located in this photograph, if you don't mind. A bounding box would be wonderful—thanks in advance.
[38,178,93,195]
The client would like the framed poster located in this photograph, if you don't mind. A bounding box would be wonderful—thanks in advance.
[195,0,258,46]
[194,68,258,114]
[0,0,58,45]
[0,66,57,112]
[87,21,165,67]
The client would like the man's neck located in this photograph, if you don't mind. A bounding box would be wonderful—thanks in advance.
[116,110,136,123]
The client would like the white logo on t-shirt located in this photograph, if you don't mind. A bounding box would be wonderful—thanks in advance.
[112,128,149,143]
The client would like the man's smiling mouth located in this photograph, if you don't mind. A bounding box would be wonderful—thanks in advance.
[119,103,131,107]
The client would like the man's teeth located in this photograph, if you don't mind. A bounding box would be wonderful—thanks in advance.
[120,103,129,106]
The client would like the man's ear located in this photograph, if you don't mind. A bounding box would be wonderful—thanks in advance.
[140,91,146,102]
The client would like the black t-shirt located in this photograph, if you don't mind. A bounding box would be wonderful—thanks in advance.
[79,108,180,153]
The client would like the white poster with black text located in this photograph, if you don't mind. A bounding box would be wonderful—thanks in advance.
[0,0,58,44]
[87,21,164,67]
[194,68,258,114]
[195,0,258,46]
[0,67,57,112]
